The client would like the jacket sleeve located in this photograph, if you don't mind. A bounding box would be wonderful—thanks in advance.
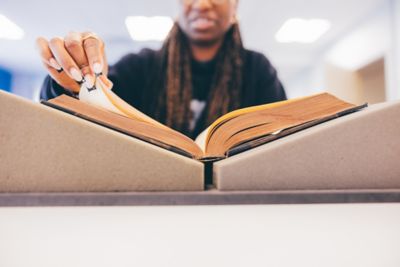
[254,53,287,104]
[39,75,77,101]
[105,52,147,110]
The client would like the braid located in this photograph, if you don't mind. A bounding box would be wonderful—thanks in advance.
[205,23,244,126]
[152,22,244,135]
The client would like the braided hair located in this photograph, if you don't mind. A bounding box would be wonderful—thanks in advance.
[151,22,245,135]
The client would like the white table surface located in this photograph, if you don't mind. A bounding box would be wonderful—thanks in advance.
[0,203,399,267]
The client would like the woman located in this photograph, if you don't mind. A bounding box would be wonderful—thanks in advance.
[37,0,286,138]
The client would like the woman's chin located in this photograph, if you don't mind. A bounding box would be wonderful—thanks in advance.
[189,34,222,47]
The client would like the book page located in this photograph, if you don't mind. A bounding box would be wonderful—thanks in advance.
[205,96,308,146]
[194,126,210,152]
[79,77,123,115]
[204,93,358,157]
[45,94,205,159]
[79,76,167,129]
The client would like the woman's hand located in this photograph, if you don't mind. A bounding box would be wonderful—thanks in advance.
[36,31,108,93]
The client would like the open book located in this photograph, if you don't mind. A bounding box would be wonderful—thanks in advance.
[42,76,367,161]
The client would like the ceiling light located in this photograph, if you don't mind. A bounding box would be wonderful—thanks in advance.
[125,16,173,42]
[275,18,331,44]
[0,14,24,40]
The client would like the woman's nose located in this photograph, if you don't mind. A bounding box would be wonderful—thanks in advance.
[191,0,213,10]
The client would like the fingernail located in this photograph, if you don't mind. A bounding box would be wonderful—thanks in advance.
[93,62,103,74]
[70,68,83,82]
[49,58,62,70]
[84,74,94,89]
[70,32,81,42]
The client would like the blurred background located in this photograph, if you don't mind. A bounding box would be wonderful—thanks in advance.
[0,0,399,104]
[1,2,400,266]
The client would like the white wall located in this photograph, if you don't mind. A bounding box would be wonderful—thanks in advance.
[325,7,390,70]
[283,59,325,99]
[285,0,399,101]
[383,0,399,101]
[387,0,400,100]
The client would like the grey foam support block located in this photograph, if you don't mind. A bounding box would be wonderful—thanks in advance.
[0,91,204,192]
[214,100,400,191]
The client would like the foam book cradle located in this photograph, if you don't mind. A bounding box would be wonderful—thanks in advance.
[1,90,400,192]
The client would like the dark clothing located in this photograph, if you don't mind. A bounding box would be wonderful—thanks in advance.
[40,48,287,138]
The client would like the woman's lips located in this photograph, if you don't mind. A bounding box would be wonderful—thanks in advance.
[190,17,216,31]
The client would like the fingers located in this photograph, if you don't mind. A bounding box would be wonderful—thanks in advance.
[64,31,95,88]
[36,36,82,93]
[36,32,109,94]
[36,36,79,93]
[82,32,105,75]
[41,61,81,93]
[36,37,62,71]
[48,36,84,83]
